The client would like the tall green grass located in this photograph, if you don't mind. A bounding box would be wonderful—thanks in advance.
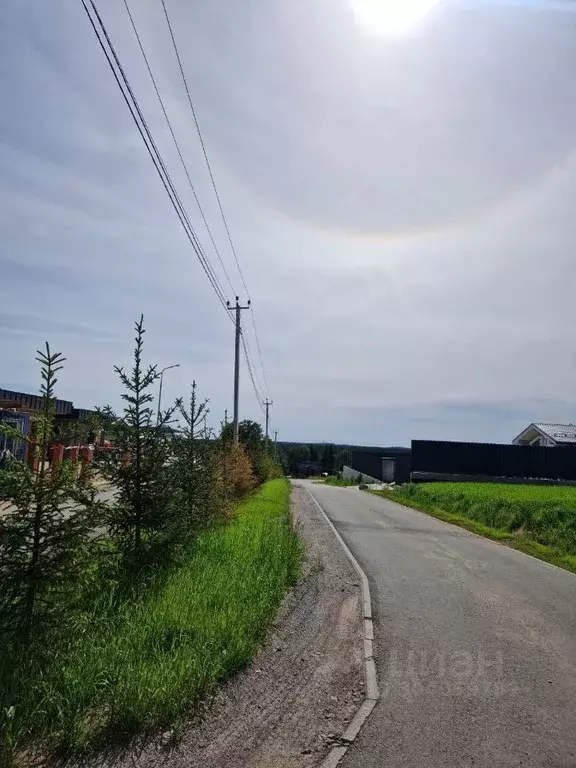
[1,479,301,761]
[381,482,576,572]
[322,476,359,487]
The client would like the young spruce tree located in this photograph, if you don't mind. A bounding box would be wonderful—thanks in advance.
[96,316,177,566]
[0,344,99,644]
[169,382,216,541]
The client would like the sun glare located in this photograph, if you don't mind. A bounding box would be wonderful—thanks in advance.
[350,0,442,36]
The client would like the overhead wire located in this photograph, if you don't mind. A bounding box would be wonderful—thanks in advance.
[240,329,266,414]
[80,0,232,316]
[82,0,270,417]
[160,0,273,405]
[250,306,270,399]
[160,0,250,299]
[241,321,267,406]
[121,0,236,295]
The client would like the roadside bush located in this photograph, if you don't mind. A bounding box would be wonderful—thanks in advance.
[252,449,283,484]
[213,441,256,508]
[219,419,283,485]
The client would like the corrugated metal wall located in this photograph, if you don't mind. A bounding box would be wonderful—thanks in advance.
[0,388,73,416]
[351,450,412,483]
[412,440,576,481]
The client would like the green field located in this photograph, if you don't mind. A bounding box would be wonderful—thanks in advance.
[1,479,301,761]
[380,482,576,572]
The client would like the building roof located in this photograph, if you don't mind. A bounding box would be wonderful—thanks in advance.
[0,388,92,418]
[0,388,73,416]
[534,423,576,444]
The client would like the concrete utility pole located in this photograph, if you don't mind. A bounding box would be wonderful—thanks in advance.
[227,297,251,444]
[274,430,278,461]
[264,399,273,441]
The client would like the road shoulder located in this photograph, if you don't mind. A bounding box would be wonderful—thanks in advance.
[103,483,365,768]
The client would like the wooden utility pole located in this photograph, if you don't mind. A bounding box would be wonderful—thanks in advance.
[227,297,250,444]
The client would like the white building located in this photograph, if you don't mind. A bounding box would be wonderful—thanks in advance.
[512,423,576,447]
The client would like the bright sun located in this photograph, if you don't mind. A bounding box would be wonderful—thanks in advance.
[350,0,442,36]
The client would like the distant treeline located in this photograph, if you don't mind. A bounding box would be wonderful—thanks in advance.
[278,442,410,475]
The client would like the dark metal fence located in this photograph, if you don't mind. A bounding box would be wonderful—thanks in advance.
[350,451,382,479]
[390,452,412,483]
[351,449,412,483]
[411,440,576,481]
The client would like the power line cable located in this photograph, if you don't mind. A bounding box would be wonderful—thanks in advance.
[159,0,274,404]
[121,0,236,295]
[83,0,270,429]
[241,323,267,405]
[80,0,232,316]
[240,330,266,414]
[160,0,250,299]
[250,306,271,398]
[86,0,229,312]
[88,0,229,310]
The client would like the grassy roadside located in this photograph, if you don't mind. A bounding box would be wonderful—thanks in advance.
[318,476,359,487]
[372,489,576,575]
[3,479,301,761]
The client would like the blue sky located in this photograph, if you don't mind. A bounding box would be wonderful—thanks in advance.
[2,0,576,446]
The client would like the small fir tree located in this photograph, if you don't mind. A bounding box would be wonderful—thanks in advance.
[95,316,177,564]
[169,382,216,539]
[0,344,100,643]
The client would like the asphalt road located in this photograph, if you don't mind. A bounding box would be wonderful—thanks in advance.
[304,482,576,768]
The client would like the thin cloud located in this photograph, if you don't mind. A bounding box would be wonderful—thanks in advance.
[1,0,575,443]
[0,313,118,341]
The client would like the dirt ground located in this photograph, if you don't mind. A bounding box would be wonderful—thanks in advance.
[95,483,364,768]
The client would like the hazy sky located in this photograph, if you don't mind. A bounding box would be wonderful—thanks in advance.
[2,0,576,446]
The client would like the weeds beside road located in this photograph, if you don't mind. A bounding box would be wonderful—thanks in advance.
[321,476,359,487]
[0,318,291,766]
[1,479,300,760]
[375,482,576,574]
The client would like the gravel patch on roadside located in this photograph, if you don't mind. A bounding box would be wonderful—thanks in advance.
[94,483,364,768]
